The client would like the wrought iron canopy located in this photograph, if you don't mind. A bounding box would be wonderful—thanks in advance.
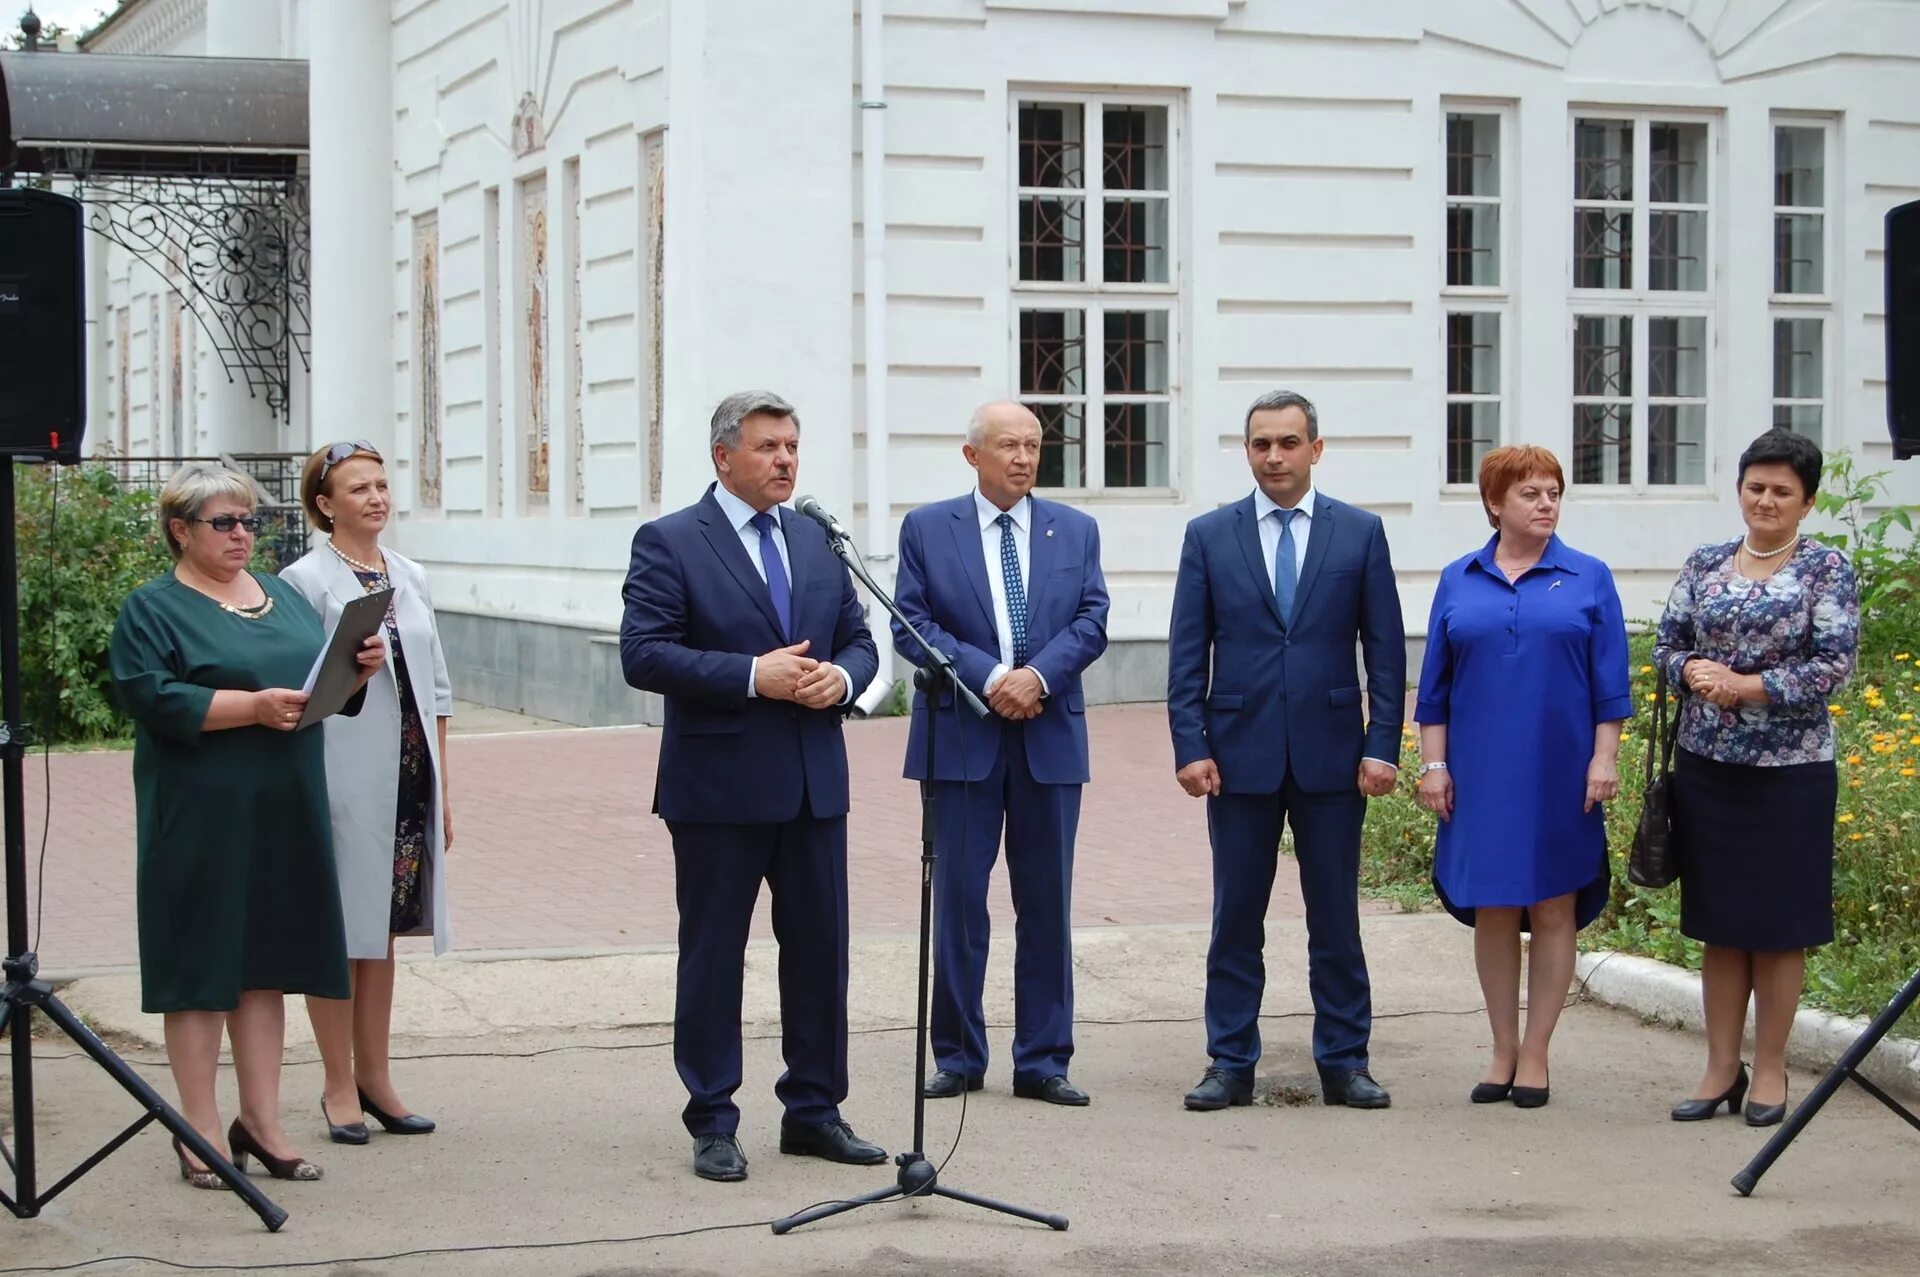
[0,49,309,419]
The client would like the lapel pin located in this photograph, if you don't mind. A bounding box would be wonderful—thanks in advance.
[1046,528,1055,538]
[1549,580,1563,590]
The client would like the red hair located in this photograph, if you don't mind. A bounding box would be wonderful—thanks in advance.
[1478,446,1565,529]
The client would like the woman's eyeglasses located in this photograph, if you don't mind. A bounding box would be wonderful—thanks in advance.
[319,440,380,483]
[191,515,266,534]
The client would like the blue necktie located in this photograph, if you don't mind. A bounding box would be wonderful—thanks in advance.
[1273,507,1299,626]
[750,511,793,640]
[997,511,1029,666]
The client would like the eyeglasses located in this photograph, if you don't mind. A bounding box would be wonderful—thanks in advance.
[191,515,265,534]
[319,440,380,483]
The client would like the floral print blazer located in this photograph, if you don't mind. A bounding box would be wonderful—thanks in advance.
[1652,537,1859,766]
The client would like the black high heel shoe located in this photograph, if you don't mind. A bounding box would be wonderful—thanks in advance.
[1745,1083,1787,1128]
[228,1118,323,1181]
[172,1136,228,1191]
[1470,1072,1516,1104]
[1671,1063,1748,1121]
[358,1087,436,1135]
[323,1095,370,1145]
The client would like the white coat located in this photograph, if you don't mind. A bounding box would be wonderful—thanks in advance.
[281,545,452,958]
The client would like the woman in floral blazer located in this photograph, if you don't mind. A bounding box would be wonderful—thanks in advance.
[1652,428,1858,1129]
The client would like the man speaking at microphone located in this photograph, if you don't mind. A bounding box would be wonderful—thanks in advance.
[893,401,1109,1106]
[620,390,884,1183]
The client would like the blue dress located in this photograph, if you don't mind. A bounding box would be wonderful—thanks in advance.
[1415,535,1633,928]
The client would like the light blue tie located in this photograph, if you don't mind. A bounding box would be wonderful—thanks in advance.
[1273,508,1299,626]
[997,512,1029,666]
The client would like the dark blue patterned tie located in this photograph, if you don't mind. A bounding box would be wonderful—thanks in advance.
[750,511,793,640]
[1274,507,1299,626]
[997,511,1029,666]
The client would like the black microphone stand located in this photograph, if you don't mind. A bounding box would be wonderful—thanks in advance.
[771,524,1067,1234]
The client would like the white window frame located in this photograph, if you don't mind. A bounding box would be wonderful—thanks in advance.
[1770,116,1835,446]
[1567,110,1719,490]
[1442,102,1514,489]
[1009,89,1181,496]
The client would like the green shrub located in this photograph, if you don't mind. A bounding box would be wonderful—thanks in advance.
[14,464,173,745]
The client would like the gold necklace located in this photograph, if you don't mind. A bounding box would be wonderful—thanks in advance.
[179,570,274,620]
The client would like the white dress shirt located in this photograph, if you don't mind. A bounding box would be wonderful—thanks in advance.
[1250,484,1394,770]
[975,489,1048,696]
[1254,484,1315,590]
[711,483,852,705]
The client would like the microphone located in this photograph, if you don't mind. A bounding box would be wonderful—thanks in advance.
[795,494,852,542]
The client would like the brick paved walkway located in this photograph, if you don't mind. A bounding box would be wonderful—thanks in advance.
[20,706,1373,972]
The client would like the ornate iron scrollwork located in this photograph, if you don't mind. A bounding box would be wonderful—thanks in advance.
[72,173,310,421]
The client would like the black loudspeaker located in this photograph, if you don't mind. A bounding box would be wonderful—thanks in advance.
[1890,199,1920,461]
[0,187,85,462]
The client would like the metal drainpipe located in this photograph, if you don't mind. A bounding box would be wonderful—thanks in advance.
[853,0,895,718]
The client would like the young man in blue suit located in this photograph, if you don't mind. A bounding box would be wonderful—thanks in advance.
[1167,389,1407,1112]
[620,391,885,1183]
[893,402,1110,1107]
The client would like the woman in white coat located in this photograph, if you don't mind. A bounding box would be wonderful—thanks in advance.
[283,441,452,1144]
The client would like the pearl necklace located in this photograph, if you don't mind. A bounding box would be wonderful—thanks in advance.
[1741,535,1797,560]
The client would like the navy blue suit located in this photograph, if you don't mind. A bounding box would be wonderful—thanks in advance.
[1167,490,1405,1083]
[621,484,878,1136]
[893,493,1108,1084]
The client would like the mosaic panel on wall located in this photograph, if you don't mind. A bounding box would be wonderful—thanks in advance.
[414,213,443,509]
[521,175,550,499]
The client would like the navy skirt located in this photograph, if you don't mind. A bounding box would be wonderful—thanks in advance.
[1673,747,1836,951]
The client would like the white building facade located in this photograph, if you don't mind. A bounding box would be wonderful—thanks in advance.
[78,0,1920,723]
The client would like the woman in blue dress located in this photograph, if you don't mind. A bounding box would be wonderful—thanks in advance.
[1414,446,1632,1109]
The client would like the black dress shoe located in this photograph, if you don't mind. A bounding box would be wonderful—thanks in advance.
[322,1096,370,1145]
[1184,1066,1254,1111]
[358,1089,435,1135]
[923,1069,984,1099]
[1745,1096,1787,1127]
[693,1133,748,1182]
[779,1118,887,1164]
[1321,1069,1392,1109]
[1672,1064,1748,1121]
[1012,1075,1090,1106]
[1511,1084,1550,1109]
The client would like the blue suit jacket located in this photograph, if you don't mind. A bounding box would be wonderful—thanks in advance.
[893,494,1110,785]
[620,485,879,824]
[1167,491,1406,795]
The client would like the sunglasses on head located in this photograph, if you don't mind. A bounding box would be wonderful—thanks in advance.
[191,514,265,534]
[319,440,380,483]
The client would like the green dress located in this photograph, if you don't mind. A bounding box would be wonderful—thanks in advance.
[109,571,352,1013]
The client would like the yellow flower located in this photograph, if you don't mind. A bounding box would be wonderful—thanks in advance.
[1646,692,1657,702]
[1902,713,1915,722]
[1850,832,1865,841]
[1903,768,1917,778]
[1837,813,1856,823]
[1830,704,1846,714]
[1640,664,1654,674]
[1847,755,1863,765]
[1898,654,1912,662]
[1850,778,1864,789]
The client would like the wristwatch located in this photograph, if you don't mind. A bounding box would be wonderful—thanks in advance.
[1417,761,1448,778]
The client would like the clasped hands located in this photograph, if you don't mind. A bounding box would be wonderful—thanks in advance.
[754,639,847,709]
[988,668,1045,721]
[1416,756,1619,819]
[1682,658,1755,709]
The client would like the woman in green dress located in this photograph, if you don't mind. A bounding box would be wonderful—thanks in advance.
[109,464,386,1188]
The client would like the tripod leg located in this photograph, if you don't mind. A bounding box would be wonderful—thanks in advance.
[932,1183,1069,1231]
[1733,968,1920,1196]
[5,995,32,1213]
[30,992,287,1231]
[770,1183,905,1234]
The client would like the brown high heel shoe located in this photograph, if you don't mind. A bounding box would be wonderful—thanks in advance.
[228,1118,323,1181]
[172,1136,229,1191]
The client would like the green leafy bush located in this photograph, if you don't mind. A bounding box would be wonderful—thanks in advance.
[14,464,173,745]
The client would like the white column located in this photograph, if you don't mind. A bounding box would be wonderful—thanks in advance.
[307,0,395,460]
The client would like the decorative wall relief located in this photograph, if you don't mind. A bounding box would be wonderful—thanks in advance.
[643,131,665,508]
[520,175,551,499]
[115,307,130,456]
[414,213,443,509]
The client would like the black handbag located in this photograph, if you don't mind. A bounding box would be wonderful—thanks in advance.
[1629,664,1682,889]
